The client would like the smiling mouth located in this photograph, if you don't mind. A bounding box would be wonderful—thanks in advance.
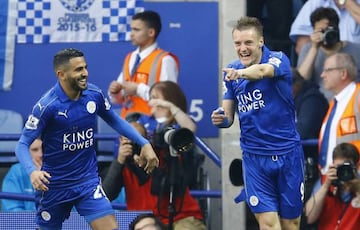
[78,78,87,85]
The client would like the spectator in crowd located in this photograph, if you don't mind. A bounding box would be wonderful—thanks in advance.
[103,81,205,230]
[1,139,42,211]
[292,68,328,188]
[246,0,293,58]
[290,0,360,55]
[211,16,304,229]
[297,6,360,101]
[108,10,179,118]
[129,213,167,230]
[293,68,328,148]
[14,48,159,230]
[318,52,360,176]
[305,142,360,229]
[292,69,328,230]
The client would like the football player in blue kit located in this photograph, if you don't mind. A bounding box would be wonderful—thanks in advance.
[211,17,305,230]
[15,48,159,230]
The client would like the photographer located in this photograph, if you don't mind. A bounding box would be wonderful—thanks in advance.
[102,81,206,230]
[296,7,360,101]
[305,142,360,229]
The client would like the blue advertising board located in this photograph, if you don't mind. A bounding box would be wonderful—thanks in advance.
[0,2,219,137]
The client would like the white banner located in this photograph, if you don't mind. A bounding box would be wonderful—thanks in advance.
[16,0,144,43]
[0,0,16,91]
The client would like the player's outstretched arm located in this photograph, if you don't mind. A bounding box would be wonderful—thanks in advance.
[223,63,275,81]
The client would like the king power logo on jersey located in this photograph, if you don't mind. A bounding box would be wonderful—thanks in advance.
[62,128,94,151]
[237,89,265,113]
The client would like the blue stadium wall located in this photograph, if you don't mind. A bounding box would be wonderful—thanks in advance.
[0,2,219,138]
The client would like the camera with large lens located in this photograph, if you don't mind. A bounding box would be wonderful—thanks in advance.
[153,125,171,148]
[164,127,195,153]
[153,125,194,153]
[332,162,356,186]
[150,126,195,197]
[321,26,340,46]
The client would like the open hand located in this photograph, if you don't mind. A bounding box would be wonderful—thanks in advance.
[30,170,51,191]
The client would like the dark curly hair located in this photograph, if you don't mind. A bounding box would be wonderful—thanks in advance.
[310,7,339,29]
[129,213,167,230]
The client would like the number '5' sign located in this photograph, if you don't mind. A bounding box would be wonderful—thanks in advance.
[189,99,203,122]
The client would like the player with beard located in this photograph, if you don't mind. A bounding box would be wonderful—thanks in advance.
[211,17,304,230]
[297,7,360,101]
[15,48,159,230]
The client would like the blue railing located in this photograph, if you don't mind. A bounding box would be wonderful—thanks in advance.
[0,190,222,211]
[0,133,319,204]
[301,139,318,146]
[0,133,223,204]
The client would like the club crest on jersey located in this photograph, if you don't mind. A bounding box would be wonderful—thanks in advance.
[86,101,96,114]
[249,195,259,206]
[41,211,51,221]
[25,115,39,130]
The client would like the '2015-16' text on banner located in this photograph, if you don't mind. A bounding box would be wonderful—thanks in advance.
[0,0,143,91]
[17,0,144,43]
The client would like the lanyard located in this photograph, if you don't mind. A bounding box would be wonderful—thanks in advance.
[334,202,350,230]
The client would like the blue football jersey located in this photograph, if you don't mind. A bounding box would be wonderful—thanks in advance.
[16,82,148,189]
[223,46,301,154]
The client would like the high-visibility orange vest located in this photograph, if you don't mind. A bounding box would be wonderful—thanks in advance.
[318,83,360,171]
[120,48,179,118]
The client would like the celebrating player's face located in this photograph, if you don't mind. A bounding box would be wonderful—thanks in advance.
[232,28,264,67]
[64,57,88,92]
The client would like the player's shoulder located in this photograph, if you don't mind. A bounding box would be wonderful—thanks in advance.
[84,83,109,104]
[263,47,291,70]
[87,83,102,92]
[268,50,285,58]
[85,83,105,96]
[268,49,290,64]
[33,86,58,114]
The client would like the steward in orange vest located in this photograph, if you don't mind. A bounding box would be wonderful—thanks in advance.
[319,83,360,173]
[108,11,179,118]
[120,49,179,117]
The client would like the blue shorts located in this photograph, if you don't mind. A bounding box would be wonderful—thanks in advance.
[242,144,305,219]
[35,179,114,229]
